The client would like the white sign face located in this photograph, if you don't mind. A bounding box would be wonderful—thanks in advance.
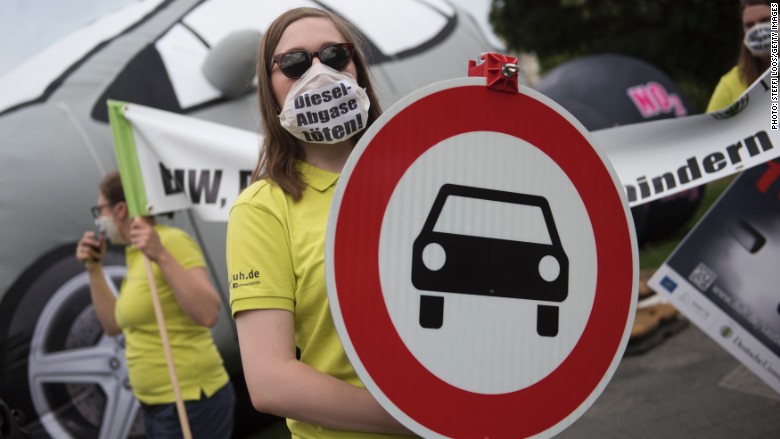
[326,77,637,439]
[379,131,597,394]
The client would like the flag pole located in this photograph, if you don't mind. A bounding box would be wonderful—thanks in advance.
[109,102,191,438]
[143,255,193,439]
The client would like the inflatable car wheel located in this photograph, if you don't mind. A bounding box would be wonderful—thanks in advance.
[0,245,144,439]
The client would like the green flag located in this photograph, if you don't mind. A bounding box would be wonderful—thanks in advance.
[106,100,259,221]
[108,99,150,217]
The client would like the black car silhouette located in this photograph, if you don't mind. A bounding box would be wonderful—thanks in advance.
[412,184,569,336]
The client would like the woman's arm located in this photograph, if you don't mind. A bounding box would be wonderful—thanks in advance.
[130,218,221,327]
[236,308,413,435]
[75,231,121,335]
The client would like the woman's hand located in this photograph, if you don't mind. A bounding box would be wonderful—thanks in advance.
[76,230,105,270]
[76,230,120,335]
[130,217,166,262]
[133,218,222,327]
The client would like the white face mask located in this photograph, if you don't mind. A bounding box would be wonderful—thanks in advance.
[744,22,771,56]
[95,215,127,245]
[278,63,370,144]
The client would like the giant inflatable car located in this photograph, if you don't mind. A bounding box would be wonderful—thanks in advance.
[0,1,508,437]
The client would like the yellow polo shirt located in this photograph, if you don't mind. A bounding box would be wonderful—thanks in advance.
[707,66,748,112]
[116,224,229,405]
[228,162,412,439]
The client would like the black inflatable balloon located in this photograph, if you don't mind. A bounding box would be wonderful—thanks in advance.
[536,53,705,245]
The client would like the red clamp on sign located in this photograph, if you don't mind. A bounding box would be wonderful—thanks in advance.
[467,52,520,94]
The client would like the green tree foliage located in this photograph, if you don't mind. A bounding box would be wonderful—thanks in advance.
[489,0,744,112]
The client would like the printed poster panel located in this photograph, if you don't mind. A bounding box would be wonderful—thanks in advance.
[649,159,780,394]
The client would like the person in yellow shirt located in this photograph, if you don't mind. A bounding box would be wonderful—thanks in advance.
[707,0,771,112]
[227,7,414,438]
[75,171,234,438]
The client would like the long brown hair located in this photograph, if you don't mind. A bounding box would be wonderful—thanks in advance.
[737,0,771,85]
[251,7,382,200]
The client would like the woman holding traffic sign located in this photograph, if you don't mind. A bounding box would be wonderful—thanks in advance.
[226,7,414,438]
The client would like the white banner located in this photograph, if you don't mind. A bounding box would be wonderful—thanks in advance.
[595,69,777,206]
[112,70,777,221]
[121,103,259,221]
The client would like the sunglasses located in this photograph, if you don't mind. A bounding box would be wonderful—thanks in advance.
[272,42,354,79]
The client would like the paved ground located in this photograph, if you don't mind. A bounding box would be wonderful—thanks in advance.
[559,321,780,439]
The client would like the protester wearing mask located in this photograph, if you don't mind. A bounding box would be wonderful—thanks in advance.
[707,0,772,112]
[226,7,415,438]
[75,171,234,439]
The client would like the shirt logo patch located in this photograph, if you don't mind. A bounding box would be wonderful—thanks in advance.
[231,269,261,289]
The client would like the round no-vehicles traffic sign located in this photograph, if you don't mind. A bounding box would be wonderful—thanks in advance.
[325,77,638,438]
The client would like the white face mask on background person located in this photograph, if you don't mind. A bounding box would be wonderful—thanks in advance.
[744,22,772,57]
[278,63,370,144]
[95,215,127,245]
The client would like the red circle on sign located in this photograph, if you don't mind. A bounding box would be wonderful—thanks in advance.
[331,82,634,438]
